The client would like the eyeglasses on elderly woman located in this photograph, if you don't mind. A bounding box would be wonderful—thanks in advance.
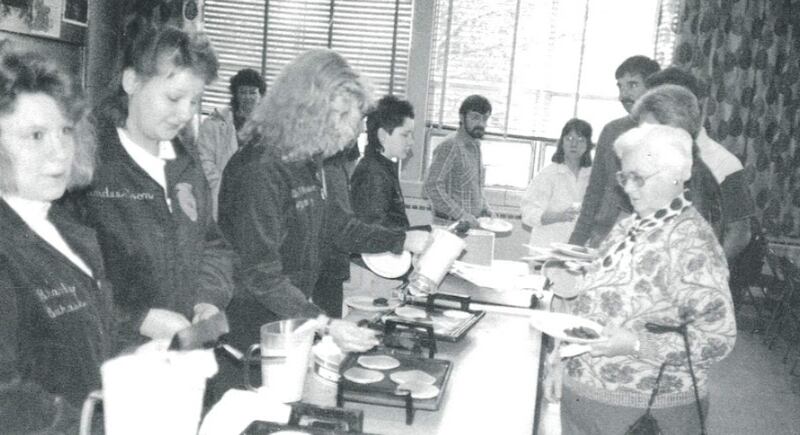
[615,170,661,188]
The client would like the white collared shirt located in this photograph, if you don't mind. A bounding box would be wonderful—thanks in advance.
[3,195,94,277]
[116,128,177,211]
[696,127,743,184]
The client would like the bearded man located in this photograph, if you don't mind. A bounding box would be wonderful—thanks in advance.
[424,94,493,226]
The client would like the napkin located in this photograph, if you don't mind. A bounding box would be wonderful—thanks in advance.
[199,389,292,435]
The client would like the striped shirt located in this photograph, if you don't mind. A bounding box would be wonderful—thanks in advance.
[423,129,487,221]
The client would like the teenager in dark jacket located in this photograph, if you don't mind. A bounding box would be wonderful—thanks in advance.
[0,45,113,433]
[73,20,234,351]
[351,94,415,230]
[314,143,413,318]
[218,49,428,353]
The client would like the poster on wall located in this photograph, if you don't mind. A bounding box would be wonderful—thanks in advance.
[62,0,86,26]
[0,0,62,38]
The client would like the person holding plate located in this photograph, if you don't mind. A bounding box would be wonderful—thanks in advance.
[520,118,593,250]
[547,124,736,434]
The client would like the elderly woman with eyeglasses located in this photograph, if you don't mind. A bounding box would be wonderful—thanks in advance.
[0,45,113,433]
[546,124,736,435]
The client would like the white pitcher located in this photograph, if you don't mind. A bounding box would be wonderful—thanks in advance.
[80,345,217,435]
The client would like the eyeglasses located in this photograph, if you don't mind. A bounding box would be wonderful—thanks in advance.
[615,170,660,188]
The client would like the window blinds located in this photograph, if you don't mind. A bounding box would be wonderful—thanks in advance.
[201,0,412,114]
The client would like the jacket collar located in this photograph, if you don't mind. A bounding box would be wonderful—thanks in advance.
[0,199,104,277]
[95,115,193,182]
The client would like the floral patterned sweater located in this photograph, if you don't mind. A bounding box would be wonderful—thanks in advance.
[563,194,736,408]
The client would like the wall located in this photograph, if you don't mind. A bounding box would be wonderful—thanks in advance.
[0,1,122,106]
[85,0,126,105]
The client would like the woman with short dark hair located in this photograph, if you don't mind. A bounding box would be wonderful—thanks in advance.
[521,118,593,249]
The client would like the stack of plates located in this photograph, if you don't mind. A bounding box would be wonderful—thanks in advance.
[477,217,513,233]
[312,336,345,383]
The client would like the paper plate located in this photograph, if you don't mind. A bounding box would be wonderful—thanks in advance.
[477,217,513,233]
[529,310,607,344]
[345,296,402,312]
[362,251,412,278]
[550,242,598,261]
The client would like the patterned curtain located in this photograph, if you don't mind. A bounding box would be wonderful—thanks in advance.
[673,0,800,239]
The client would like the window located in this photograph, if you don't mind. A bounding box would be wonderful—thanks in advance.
[201,0,412,114]
[426,0,682,189]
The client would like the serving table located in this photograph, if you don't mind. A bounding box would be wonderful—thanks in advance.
[301,274,549,435]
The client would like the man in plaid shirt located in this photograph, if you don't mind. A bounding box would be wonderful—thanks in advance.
[424,95,493,226]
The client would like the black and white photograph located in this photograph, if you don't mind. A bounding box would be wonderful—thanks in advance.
[0,0,799,434]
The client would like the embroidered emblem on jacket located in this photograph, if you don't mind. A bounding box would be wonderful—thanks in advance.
[34,283,87,318]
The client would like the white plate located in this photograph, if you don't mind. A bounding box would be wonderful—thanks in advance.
[529,310,607,344]
[362,251,412,278]
[477,217,513,233]
[559,343,592,358]
[345,296,402,312]
[549,242,598,261]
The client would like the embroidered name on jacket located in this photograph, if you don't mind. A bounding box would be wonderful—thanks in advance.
[34,282,87,318]
[88,186,155,201]
[291,185,320,211]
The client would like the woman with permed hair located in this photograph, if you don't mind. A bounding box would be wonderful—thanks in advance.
[521,118,594,249]
[218,49,402,356]
[0,43,113,433]
[69,17,234,352]
[197,67,266,219]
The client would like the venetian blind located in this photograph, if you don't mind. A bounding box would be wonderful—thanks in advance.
[201,0,412,114]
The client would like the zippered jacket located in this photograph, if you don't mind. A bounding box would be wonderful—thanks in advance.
[0,200,113,433]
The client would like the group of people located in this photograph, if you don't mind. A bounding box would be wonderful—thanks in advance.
[0,8,749,433]
[0,17,427,432]
[519,54,747,434]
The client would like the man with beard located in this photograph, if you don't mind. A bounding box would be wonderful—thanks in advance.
[424,94,493,226]
[198,68,265,219]
[568,55,660,247]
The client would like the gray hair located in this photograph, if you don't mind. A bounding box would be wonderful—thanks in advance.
[614,124,693,183]
[631,84,702,138]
